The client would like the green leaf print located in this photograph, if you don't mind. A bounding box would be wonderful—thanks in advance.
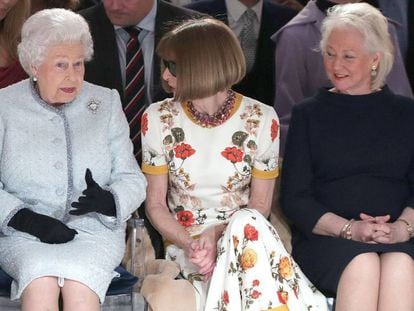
[163,134,173,145]
[232,131,248,147]
[171,127,185,143]
[243,155,252,165]
[174,205,184,212]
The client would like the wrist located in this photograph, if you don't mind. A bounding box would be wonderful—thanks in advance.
[396,218,413,239]
[340,219,354,240]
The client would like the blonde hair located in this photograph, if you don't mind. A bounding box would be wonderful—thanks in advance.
[157,18,246,102]
[0,0,31,60]
[320,3,394,90]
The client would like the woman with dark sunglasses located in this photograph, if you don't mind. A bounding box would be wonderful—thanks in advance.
[140,17,327,311]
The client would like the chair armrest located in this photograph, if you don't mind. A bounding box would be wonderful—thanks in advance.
[128,217,145,277]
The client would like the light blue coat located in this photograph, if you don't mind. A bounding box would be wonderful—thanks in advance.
[0,79,147,302]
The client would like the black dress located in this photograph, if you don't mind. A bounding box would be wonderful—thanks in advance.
[280,86,414,297]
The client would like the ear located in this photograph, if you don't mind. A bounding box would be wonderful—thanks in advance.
[372,52,381,68]
[30,65,38,78]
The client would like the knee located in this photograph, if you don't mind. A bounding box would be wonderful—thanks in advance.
[23,276,60,298]
[343,253,381,280]
[228,208,265,228]
[61,280,99,308]
[381,252,414,277]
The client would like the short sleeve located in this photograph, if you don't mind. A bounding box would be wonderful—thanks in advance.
[252,105,280,179]
[141,103,168,175]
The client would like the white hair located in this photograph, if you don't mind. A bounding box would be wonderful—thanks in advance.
[320,3,394,90]
[18,8,93,75]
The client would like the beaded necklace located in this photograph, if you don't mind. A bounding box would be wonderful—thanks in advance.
[186,89,236,128]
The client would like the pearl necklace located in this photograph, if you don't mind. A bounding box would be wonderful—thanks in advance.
[186,90,236,128]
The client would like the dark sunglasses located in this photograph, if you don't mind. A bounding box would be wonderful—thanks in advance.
[162,59,176,77]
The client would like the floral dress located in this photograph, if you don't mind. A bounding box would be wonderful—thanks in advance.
[141,93,327,310]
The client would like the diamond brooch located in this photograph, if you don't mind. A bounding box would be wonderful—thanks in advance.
[87,99,100,113]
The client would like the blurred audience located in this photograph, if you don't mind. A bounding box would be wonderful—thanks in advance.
[273,0,303,10]
[0,0,30,89]
[31,0,80,13]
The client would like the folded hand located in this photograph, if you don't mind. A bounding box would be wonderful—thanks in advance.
[70,169,116,217]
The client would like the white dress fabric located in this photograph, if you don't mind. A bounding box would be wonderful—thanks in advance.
[0,80,147,302]
[141,93,327,310]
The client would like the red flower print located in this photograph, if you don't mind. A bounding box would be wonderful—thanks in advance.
[221,146,244,163]
[277,290,288,304]
[271,119,279,142]
[174,143,195,160]
[223,290,229,305]
[244,224,259,241]
[252,279,260,287]
[141,113,148,136]
[251,290,261,299]
[176,210,194,227]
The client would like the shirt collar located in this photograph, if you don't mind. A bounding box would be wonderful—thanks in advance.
[225,0,263,23]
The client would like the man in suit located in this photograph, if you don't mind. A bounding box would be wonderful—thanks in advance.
[186,0,296,106]
[80,0,200,105]
[80,0,201,259]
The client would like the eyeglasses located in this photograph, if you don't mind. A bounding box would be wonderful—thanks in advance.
[162,59,176,77]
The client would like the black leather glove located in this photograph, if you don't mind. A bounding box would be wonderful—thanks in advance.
[70,168,116,217]
[8,208,78,244]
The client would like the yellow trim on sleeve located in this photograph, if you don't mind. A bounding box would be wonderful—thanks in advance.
[252,167,279,179]
[141,163,168,175]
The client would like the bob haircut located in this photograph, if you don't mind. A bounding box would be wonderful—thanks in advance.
[320,3,394,91]
[156,18,246,102]
[18,8,93,76]
[0,0,31,60]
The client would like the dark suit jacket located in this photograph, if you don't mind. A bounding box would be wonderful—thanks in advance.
[186,0,296,106]
[80,0,200,104]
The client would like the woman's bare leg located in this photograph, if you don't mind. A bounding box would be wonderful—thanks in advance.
[21,276,60,311]
[378,252,414,311]
[335,253,380,311]
[61,279,100,311]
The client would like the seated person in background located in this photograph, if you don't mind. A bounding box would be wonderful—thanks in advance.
[272,0,304,11]
[273,0,413,155]
[0,0,30,89]
[0,8,146,311]
[30,0,80,13]
[186,0,297,107]
[142,17,327,311]
[281,3,414,310]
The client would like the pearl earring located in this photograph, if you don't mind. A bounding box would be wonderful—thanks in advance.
[32,76,38,82]
[371,65,377,77]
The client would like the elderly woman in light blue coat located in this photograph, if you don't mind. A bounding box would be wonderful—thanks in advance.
[0,8,146,311]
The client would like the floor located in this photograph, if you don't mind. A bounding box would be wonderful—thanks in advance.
[0,292,147,311]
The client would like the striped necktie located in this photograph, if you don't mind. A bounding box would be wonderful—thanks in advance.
[239,8,257,72]
[124,27,146,162]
